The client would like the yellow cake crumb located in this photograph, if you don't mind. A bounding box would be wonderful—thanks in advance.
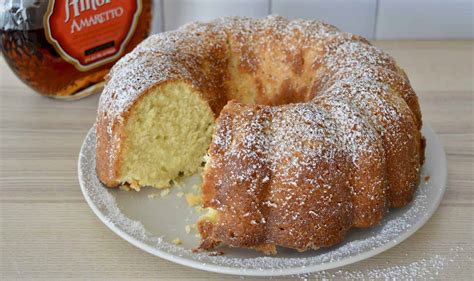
[194,205,204,213]
[119,184,131,192]
[185,225,191,234]
[160,188,170,197]
[172,179,183,188]
[130,179,140,192]
[185,193,202,206]
[199,208,218,224]
[147,193,159,199]
[176,191,184,198]
[171,238,182,245]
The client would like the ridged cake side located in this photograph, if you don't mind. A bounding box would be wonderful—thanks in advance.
[196,16,423,253]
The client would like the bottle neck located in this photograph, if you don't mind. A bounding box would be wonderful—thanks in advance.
[1,0,48,31]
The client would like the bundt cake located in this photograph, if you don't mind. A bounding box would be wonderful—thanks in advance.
[96,16,424,254]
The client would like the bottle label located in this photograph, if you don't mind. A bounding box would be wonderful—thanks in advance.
[44,0,142,71]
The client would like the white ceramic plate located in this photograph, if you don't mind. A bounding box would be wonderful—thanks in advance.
[78,123,447,276]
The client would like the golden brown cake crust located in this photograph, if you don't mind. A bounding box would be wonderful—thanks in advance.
[96,16,424,253]
[96,21,230,187]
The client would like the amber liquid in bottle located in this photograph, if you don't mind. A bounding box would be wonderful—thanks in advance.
[0,0,152,99]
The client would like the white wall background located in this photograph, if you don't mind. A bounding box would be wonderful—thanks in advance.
[151,0,474,40]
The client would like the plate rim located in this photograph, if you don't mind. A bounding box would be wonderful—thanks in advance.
[78,123,447,276]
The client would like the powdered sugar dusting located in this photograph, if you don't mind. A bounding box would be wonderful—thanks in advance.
[200,16,420,251]
[289,246,466,280]
[96,16,361,120]
[79,124,446,276]
[96,15,423,254]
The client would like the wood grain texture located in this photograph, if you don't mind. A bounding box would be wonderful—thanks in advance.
[0,41,473,280]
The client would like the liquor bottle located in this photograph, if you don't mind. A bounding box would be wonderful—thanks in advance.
[0,0,152,99]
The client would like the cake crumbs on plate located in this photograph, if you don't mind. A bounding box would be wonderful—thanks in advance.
[424,175,430,182]
[171,238,182,245]
[129,179,140,191]
[176,191,184,198]
[185,193,202,206]
[160,188,170,197]
[185,225,191,234]
[185,224,197,234]
[119,184,131,192]
[207,251,224,256]
[147,193,159,199]
[171,179,183,188]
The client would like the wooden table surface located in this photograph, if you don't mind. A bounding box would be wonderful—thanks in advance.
[0,41,473,280]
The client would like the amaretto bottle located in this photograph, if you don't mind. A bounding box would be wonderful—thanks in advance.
[0,0,152,99]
